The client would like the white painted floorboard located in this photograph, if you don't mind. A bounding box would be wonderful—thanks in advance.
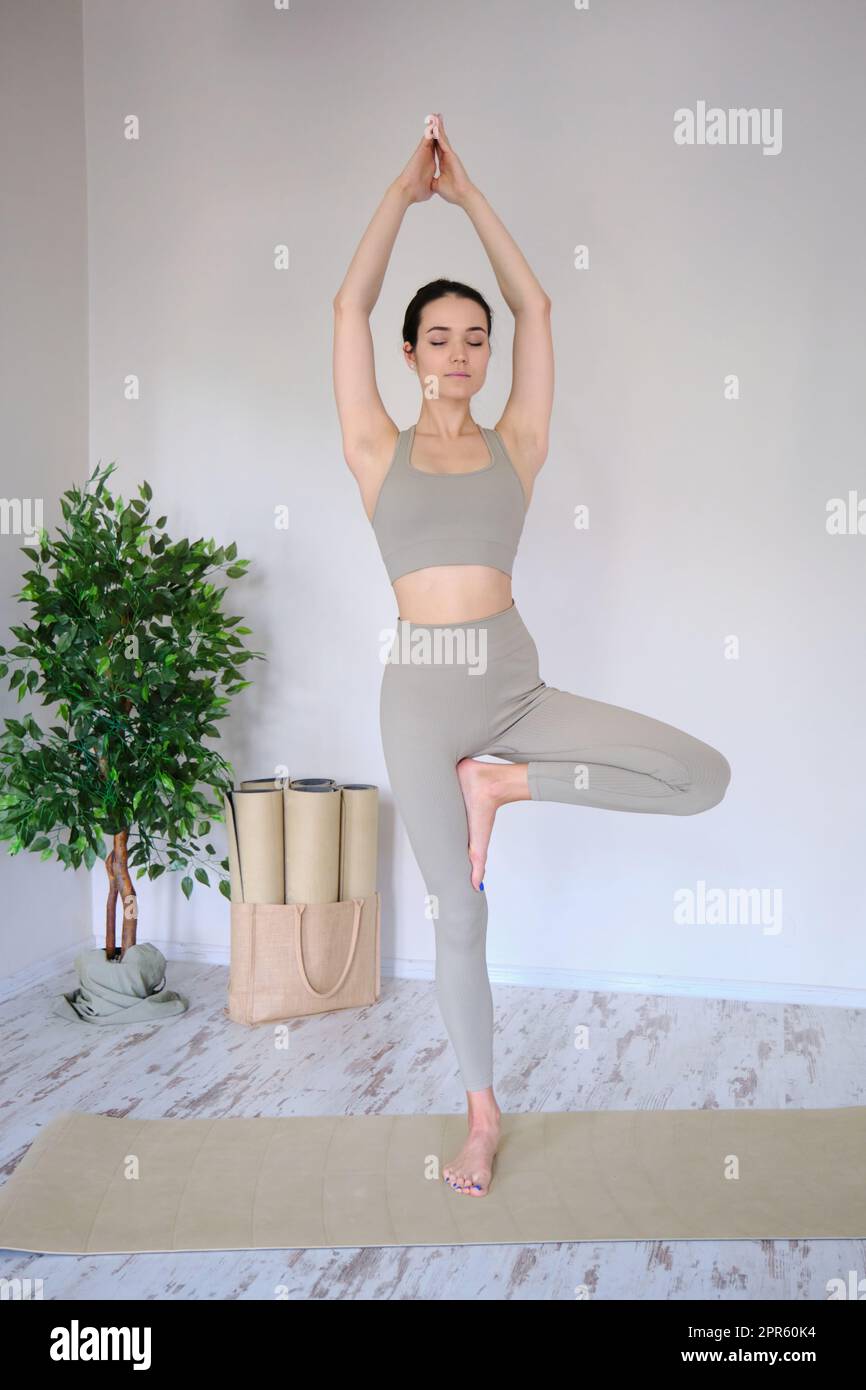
[1,956,864,1301]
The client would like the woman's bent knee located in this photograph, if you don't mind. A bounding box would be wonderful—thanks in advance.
[681,750,731,814]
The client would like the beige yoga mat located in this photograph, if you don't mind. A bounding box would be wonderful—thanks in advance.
[1,1106,864,1254]
[283,785,341,904]
[223,789,285,904]
[338,784,379,899]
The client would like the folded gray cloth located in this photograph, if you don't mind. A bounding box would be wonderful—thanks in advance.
[53,943,188,1024]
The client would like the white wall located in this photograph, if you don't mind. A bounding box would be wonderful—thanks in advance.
[6,0,865,1003]
[0,0,90,976]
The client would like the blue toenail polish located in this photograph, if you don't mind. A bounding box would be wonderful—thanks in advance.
[480,881,484,891]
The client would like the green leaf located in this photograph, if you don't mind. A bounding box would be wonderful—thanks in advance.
[219,879,232,899]
[0,464,265,902]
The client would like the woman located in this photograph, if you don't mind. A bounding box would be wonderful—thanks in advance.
[332,115,731,1197]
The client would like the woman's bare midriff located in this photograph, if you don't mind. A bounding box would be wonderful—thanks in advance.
[393,565,513,624]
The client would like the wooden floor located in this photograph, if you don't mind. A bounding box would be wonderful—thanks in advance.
[1,955,864,1300]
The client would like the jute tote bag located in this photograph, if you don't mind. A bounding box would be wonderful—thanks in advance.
[227,893,381,1025]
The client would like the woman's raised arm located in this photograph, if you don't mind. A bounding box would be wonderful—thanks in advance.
[332,134,436,474]
[432,114,554,479]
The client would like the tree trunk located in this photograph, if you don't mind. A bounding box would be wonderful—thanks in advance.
[103,849,118,957]
[103,830,138,958]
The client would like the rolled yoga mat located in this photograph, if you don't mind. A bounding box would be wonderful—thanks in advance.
[283,784,341,904]
[223,788,285,904]
[240,777,290,792]
[337,784,379,899]
[2,1106,865,1253]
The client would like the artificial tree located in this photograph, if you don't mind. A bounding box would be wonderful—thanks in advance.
[0,461,264,959]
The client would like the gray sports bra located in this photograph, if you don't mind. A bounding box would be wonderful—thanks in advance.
[370,423,527,583]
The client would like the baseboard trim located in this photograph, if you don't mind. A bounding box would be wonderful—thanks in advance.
[0,940,89,1003]
[1,934,864,1012]
[384,955,866,1008]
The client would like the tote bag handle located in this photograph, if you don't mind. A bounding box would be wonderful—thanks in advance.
[293,896,365,1000]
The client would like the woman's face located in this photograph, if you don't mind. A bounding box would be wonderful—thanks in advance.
[404,295,490,399]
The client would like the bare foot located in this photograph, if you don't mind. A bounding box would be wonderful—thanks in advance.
[456,757,530,890]
[443,1116,502,1196]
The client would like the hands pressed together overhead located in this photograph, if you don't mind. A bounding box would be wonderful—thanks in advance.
[398,112,473,206]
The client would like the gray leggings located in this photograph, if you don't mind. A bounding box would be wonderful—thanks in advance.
[379,600,731,1092]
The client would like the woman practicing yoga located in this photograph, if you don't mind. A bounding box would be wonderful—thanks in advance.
[332,114,731,1197]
